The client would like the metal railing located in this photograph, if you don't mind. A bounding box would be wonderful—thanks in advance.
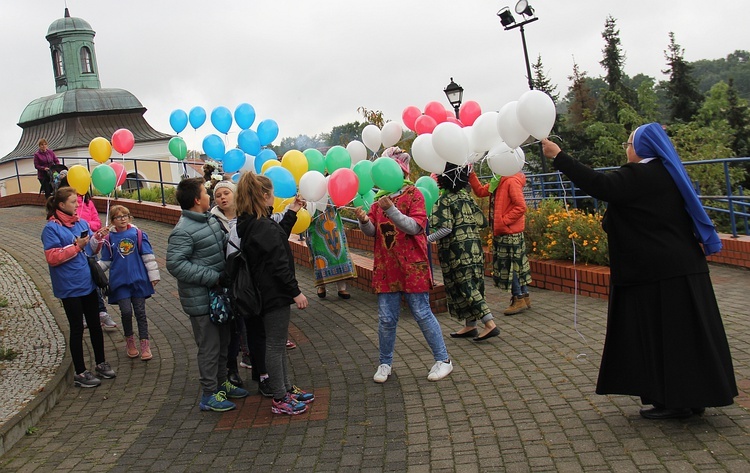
[516,157,750,237]
[4,154,748,236]
[3,156,201,207]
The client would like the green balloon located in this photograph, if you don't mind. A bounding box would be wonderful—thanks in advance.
[303,148,326,174]
[91,164,117,195]
[371,157,403,193]
[353,189,375,211]
[416,176,439,200]
[417,186,438,216]
[325,146,352,173]
[353,160,374,195]
[168,136,187,161]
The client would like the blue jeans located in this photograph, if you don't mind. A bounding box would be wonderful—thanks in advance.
[512,272,528,297]
[377,292,449,366]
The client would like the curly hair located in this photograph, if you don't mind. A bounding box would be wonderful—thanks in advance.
[436,163,469,193]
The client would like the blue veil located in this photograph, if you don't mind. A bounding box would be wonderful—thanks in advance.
[633,123,722,255]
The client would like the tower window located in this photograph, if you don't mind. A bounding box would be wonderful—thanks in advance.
[80,47,93,73]
[53,50,65,77]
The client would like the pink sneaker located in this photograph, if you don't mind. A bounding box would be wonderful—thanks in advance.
[125,335,139,358]
[140,339,153,361]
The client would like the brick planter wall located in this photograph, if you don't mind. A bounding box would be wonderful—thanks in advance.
[5,193,747,304]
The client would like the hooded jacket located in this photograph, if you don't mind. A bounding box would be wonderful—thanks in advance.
[469,172,526,236]
[166,210,226,316]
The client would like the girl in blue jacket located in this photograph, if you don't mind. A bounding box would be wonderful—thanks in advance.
[100,205,160,361]
[42,187,115,388]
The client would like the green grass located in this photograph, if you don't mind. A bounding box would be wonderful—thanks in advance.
[0,346,18,361]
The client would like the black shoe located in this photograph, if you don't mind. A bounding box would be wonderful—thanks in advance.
[691,407,706,415]
[473,327,500,342]
[337,291,351,300]
[258,378,273,397]
[450,328,478,338]
[317,287,326,298]
[228,371,243,387]
[639,407,693,419]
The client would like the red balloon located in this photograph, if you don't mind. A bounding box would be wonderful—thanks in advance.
[402,106,422,132]
[414,115,438,135]
[112,128,135,154]
[459,100,482,126]
[424,101,447,125]
[327,168,359,207]
[446,117,464,127]
[110,161,127,187]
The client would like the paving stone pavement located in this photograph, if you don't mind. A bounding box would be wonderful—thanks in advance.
[1,204,750,472]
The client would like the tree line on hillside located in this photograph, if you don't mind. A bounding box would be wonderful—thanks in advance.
[272,16,749,194]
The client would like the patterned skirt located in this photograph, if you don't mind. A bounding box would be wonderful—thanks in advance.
[492,232,532,291]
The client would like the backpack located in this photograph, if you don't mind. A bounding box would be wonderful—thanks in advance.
[226,239,262,318]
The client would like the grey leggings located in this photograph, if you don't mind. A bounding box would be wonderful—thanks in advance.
[117,297,149,339]
[264,305,292,399]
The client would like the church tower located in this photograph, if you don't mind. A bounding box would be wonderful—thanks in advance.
[47,8,101,92]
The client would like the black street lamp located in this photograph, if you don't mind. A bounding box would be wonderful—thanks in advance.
[443,78,464,119]
[498,0,548,172]
[497,0,538,91]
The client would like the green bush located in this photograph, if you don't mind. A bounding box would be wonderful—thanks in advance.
[525,199,610,266]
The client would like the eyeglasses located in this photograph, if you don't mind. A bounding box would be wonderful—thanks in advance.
[621,142,633,150]
[113,215,131,220]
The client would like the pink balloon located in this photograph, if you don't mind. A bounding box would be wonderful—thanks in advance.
[459,101,482,126]
[402,106,422,132]
[110,161,127,186]
[446,117,464,127]
[414,115,438,135]
[112,128,135,154]
[424,101,447,125]
[327,168,359,207]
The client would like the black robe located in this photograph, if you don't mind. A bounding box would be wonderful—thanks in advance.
[553,152,737,408]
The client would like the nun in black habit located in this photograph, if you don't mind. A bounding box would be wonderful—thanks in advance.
[541,123,737,420]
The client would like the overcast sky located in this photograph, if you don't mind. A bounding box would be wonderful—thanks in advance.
[1,0,749,154]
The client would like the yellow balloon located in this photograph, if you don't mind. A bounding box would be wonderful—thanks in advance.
[88,137,112,164]
[273,197,294,213]
[291,208,311,234]
[281,150,308,184]
[66,165,91,195]
[261,159,281,174]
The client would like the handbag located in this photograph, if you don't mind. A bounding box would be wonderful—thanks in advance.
[209,287,234,325]
[87,255,109,296]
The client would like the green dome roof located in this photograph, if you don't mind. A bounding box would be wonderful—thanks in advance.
[18,88,145,125]
[46,15,94,36]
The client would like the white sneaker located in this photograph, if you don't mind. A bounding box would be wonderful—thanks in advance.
[427,360,453,381]
[373,364,392,383]
[100,312,117,330]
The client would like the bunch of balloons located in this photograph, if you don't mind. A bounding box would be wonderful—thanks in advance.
[167,103,280,175]
[404,90,556,178]
[70,129,134,196]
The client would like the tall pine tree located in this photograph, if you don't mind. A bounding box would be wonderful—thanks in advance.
[663,32,704,123]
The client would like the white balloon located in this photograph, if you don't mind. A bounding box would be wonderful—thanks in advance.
[487,141,524,176]
[298,170,327,202]
[517,90,556,140]
[431,122,469,166]
[411,134,448,174]
[497,102,530,149]
[380,122,403,148]
[346,140,368,164]
[306,200,318,215]
[362,124,382,153]
[471,112,501,153]
[240,153,255,173]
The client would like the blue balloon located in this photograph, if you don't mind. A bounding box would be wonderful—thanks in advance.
[223,149,246,173]
[189,106,206,129]
[234,103,256,130]
[257,119,279,146]
[202,134,226,160]
[238,129,261,156]
[254,149,277,174]
[169,109,188,134]
[264,166,297,198]
[211,106,233,134]
[231,172,241,183]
